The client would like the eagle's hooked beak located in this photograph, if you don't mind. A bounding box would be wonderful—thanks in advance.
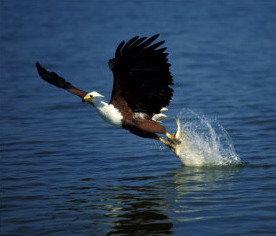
[82,95,93,103]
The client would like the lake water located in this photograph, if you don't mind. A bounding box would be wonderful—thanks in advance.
[1,1,276,235]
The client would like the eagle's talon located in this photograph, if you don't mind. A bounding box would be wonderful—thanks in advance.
[168,137,181,145]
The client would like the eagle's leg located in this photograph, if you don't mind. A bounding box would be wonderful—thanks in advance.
[165,117,183,144]
[165,133,175,141]
[165,132,181,145]
[157,117,184,157]
[157,137,175,150]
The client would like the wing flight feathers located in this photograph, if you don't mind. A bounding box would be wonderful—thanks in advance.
[139,34,160,48]
[36,62,87,98]
[109,35,173,115]
[115,41,125,57]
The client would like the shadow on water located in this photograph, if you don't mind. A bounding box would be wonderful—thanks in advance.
[101,180,173,235]
[93,165,242,235]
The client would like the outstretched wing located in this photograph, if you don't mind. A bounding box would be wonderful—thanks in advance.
[36,62,87,98]
[109,34,173,116]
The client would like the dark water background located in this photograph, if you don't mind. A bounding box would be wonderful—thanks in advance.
[1,1,276,235]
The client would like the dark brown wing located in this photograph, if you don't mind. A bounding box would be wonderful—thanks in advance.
[109,34,173,116]
[36,62,87,98]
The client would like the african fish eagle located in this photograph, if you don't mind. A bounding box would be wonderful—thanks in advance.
[36,34,181,151]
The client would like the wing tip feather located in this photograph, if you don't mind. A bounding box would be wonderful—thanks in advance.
[114,34,167,59]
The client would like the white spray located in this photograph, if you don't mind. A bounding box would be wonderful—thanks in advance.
[170,109,240,167]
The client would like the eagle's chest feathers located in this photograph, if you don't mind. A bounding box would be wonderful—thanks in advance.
[94,101,123,128]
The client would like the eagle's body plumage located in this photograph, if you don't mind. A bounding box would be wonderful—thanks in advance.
[36,34,179,149]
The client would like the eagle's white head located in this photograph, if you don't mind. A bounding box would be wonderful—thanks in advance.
[82,91,123,127]
[82,91,105,106]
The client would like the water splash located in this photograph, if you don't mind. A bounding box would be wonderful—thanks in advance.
[172,109,240,167]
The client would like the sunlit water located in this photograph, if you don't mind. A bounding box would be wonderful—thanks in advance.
[1,1,276,235]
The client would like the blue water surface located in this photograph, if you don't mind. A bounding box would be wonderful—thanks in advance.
[1,1,276,235]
